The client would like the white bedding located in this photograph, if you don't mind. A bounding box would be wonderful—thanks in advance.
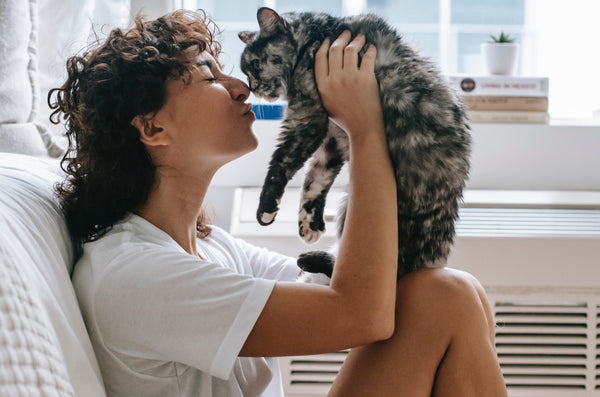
[0,153,105,396]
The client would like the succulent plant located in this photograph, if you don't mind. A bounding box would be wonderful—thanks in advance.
[488,32,516,44]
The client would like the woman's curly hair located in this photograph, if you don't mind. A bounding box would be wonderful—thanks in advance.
[50,9,220,242]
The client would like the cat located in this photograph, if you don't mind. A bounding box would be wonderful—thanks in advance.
[239,7,471,279]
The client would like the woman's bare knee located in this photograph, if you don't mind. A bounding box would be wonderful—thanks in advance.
[397,268,486,318]
[397,267,499,353]
[435,268,497,343]
[404,269,507,397]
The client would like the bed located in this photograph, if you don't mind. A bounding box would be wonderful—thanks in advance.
[0,153,106,395]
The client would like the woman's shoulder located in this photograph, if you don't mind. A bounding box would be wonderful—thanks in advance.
[203,224,234,242]
[199,224,252,263]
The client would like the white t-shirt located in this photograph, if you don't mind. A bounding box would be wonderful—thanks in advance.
[72,213,300,397]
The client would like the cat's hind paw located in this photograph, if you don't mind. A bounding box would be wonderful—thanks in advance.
[298,208,325,243]
[298,271,331,285]
[297,250,334,278]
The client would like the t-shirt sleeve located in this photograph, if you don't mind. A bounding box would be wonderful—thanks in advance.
[231,235,301,282]
[93,246,275,380]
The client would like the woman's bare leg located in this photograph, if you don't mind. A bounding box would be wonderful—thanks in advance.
[328,268,507,397]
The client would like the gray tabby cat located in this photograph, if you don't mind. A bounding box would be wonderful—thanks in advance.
[239,8,471,279]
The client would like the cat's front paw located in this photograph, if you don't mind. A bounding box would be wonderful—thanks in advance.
[298,207,325,243]
[257,194,280,226]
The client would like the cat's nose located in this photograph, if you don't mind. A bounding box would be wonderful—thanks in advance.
[249,80,259,91]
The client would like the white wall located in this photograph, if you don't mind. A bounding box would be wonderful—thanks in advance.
[130,0,174,19]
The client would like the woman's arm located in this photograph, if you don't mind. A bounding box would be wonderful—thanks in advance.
[240,31,398,357]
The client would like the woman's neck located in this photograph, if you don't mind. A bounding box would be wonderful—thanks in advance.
[136,166,214,256]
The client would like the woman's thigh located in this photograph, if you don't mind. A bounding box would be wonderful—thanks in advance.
[327,267,507,397]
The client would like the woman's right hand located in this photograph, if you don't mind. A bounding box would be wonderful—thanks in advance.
[315,30,384,139]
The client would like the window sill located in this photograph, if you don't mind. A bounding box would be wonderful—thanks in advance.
[211,115,600,190]
[471,118,600,128]
[250,103,600,128]
[547,118,600,127]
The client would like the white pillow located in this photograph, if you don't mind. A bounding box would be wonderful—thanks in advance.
[0,152,106,396]
[36,0,95,157]
[0,0,130,158]
[35,0,131,158]
[0,0,47,156]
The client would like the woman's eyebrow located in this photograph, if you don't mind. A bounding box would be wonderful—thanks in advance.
[196,59,213,68]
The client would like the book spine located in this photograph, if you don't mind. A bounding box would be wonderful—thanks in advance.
[463,96,549,112]
[449,76,549,97]
[468,111,550,124]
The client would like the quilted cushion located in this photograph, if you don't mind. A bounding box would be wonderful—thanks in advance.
[0,0,48,156]
[0,152,105,396]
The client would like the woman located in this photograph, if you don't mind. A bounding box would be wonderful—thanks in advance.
[51,9,507,397]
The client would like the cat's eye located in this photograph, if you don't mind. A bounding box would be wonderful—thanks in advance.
[272,55,283,65]
[251,59,260,71]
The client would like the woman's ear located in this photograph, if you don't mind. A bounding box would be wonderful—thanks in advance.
[131,115,170,146]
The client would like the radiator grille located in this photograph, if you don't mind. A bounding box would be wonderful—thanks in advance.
[457,208,600,237]
[288,352,347,387]
[232,188,600,239]
[495,301,590,391]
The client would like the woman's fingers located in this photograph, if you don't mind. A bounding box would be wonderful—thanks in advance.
[343,34,366,72]
[328,30,351,72]
[360,44,377,74]
[316,31,371,85]
[315,37,331,86]
[314,29,381,137]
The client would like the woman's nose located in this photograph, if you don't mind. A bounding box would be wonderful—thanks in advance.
[227,77,250,102]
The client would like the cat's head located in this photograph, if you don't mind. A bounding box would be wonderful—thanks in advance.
[239,8,296,102]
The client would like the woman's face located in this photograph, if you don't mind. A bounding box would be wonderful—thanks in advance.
[153,51,257,171]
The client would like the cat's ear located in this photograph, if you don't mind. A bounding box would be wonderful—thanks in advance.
[257,7,287,37]
[238,31,257,44]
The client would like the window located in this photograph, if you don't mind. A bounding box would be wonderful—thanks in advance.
[180,0,600,120]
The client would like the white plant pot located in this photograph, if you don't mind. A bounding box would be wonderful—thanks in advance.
[481,43,519,75]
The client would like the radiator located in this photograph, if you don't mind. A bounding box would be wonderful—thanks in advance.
[230,188,600,396]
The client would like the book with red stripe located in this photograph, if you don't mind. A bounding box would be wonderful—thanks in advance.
[448,75,549,97]
[469,110,550,124]
[463,96,548,112]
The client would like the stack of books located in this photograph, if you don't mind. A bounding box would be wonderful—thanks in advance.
[447,75,550,124]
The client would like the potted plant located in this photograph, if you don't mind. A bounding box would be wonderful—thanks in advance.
[481,32,519,75]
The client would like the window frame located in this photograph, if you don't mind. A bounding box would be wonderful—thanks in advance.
[178,0,600,121]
